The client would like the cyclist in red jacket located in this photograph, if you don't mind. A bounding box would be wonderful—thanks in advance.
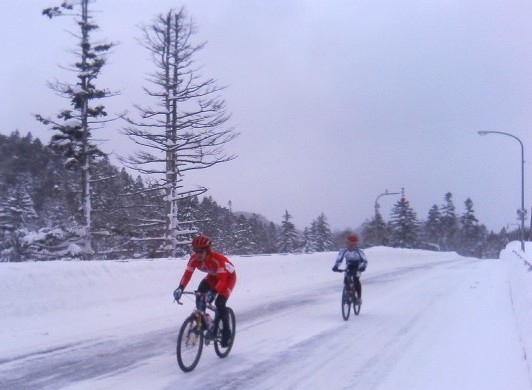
[173,235,237,347]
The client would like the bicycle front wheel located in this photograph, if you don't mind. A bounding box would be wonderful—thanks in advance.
[353,291,361,316]
[341,286,351,321]
[214,307,236,358]
[176,316,204,372]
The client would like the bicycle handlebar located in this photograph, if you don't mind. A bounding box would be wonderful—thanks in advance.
[175,290,198,305]
[182,291,197,296]
[335,268,361,275]
[176,290,216,311]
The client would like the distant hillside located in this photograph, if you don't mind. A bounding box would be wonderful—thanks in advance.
[233,211,277,227]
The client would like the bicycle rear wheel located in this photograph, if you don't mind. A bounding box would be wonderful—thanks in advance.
[341,286,351,321]
[176,316,204,372]
[214,307,236,358]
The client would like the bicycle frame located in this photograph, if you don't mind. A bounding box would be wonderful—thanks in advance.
[178,291,215,332]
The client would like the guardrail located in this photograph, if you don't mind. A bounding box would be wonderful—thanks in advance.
[512,249,532,271]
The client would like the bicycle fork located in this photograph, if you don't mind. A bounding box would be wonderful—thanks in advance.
[185,311,204,347]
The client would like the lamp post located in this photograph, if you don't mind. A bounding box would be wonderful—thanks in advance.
[478,130,526,251]
[373,189,400,246]
[375,190,401,219]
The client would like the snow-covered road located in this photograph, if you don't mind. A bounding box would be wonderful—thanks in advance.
[1,248,531,389]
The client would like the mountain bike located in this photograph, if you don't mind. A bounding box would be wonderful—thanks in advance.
[175,291,236,372]
[337,269,361,320]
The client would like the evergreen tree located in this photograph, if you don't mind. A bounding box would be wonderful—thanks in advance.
[440,192,459,250]
[266,222,279,254]
[459,198,485,256]
[278,210,299,253]
[175,196,200,257]
[483,229,507,258]
[36,0,116,256]
[424,204,442,248]
[233,215,255,255]
[247,214,275,254]
[196,196,233,253]
[303,226,317,253]
[389,196,419,248]
[0,132,83,260]
[362,212,390,247]
[374,212,389,246]
[310,212,334,252]
[90,158,143,257]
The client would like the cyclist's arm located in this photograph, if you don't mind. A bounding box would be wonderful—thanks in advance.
[179,259,197,288]
[333,248,347,268]
[357,249,368,271]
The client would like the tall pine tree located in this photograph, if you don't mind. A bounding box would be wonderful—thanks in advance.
[362,212,389,247]
[424,204,442,248]
[459,198,485,256]
[36,0,116,256]
[440,192,459,251]
[309,212,334,252]
[278,210,299,253]
[389,196,419,248]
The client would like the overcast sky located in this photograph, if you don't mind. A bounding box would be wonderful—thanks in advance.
[2,0,532,232]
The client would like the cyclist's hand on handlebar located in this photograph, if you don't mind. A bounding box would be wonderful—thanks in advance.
[332,266,340,272]
[173,287,183,301]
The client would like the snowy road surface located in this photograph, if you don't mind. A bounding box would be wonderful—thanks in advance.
[1,248,531,389]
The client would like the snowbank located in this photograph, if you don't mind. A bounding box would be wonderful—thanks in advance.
[500,241,532,376]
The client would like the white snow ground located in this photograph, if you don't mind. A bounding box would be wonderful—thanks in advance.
[1,243,532,390]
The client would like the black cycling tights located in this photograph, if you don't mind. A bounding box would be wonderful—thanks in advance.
[344,273,362,299]
[214,295,229,335]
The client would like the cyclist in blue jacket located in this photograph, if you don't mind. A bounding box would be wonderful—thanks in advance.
[332,234,368,304]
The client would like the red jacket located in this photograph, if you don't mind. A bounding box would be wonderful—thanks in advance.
[179,251,236,297]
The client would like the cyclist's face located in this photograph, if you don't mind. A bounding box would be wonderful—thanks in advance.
[193,248,208,261]
[347,241,356,249]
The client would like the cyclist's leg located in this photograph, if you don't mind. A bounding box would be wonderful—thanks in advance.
[196,279,211,311]
[215,273,236,346]
[355,276,362,301]
[214,295,230,343]
[343,271,349,286]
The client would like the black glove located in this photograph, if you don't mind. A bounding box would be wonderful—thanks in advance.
[173,287,183,301]
[332,266,339,272]
[206,290,216,304]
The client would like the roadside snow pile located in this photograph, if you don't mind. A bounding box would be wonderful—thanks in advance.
[0,258,183,357]
[500,241,532,376]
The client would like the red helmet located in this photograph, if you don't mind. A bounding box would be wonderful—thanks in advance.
[192,235,212,251]
[347,234,358,244]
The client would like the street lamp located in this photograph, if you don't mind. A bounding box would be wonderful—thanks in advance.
[373,189,401,246]
[478,130,526,251]
[375,189,401,219]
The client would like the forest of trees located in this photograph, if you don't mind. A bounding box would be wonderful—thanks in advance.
[0,131,513,261]
[0,1,515,261]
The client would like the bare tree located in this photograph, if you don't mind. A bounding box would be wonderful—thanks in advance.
[121,8,237,256]
[36,0,116,256]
